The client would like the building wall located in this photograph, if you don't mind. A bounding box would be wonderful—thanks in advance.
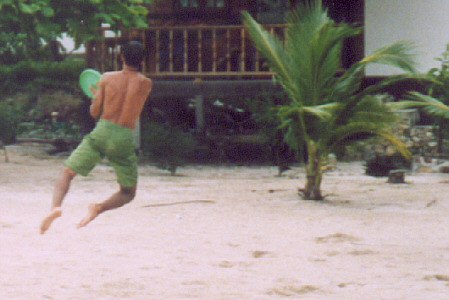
[365,0,449,75]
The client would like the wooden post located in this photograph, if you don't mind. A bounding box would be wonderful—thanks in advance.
[169,29,174,72]
[194,94,205,135]
[183,29,188,73]
[240,28,245,72]
[212,29,217,73]
[85,40,95,68]
[387,170,406,184]
[100,29,106,73]
[255,49,260,72]
[226,29,231,72]
[198,29,203,73]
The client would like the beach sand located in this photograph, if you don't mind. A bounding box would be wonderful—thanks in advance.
[1,144,449,299]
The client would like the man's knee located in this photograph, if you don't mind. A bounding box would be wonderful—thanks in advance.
[61,166,77,179]
[120,186,136,201]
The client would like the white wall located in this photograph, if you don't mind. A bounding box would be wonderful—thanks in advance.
[365,0,449,75]
[59,34,85,54]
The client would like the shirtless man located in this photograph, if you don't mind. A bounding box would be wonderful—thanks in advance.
[40,41,152,234]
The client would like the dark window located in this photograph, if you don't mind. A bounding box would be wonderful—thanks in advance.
[206,0,225,8]
[178,0,198,8]
[256,0,290,13]
[255,0,290,24]
[174,0,229,17]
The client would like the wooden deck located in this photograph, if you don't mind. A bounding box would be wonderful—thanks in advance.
[86,24,287,79]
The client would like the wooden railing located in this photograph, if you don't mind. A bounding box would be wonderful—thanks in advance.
[87,24,287,79]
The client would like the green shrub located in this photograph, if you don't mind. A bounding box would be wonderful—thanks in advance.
[141,122,197,175]
[365,154,411,177]
[0,59,85,97]
[0,59,86,141]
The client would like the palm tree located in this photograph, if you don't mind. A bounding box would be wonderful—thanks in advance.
[242,0,417,200]
[393,91,449,156]
[398,92,449,119]
[393,45,449,154]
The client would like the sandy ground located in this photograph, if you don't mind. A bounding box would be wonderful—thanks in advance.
[2,144,449,299]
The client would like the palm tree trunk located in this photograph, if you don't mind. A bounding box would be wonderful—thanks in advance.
[299,142,324,200]
[303,174,323,200]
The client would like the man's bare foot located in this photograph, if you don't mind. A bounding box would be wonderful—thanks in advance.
[77,203,101,228]
[40,208,62,234]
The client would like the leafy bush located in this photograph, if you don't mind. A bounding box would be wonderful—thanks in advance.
[0,59,86,141]
[0,58,85,97]
[141,122,197,175]
[0,32,29,64]
[365,154,411,177]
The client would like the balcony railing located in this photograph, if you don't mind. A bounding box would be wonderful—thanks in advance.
[86,24,287,79]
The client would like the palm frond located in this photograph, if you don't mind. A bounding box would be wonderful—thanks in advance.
[276,102,340,122]
[280,2,331,105]
[285,3,361,105]
[327,122,380,148]
[388,100,426,110]
[312,22,362,81]
[399,92,449,119]
[334,41,417,104]
[301,102,340,119]
[375,130,411,159]
[333,41,416,103]
[242,11,299,102]
[328,123,410,159]
[335,43,419,117]
[353,95,397,119]
[285,0,327,42]
[334,74,419,125]
[276,105,301,120]
[351,110,398,124]
[333,93,396,126]
[359,40,417,74]
[360,74,420,97]
[331,68,364,103]
[283,119,306,154]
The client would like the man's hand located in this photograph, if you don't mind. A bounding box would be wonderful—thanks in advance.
[89,84,98,97]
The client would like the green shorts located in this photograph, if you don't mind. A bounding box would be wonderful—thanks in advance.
[65,119,138,187]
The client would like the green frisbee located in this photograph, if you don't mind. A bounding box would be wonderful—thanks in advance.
[79,69,101,98]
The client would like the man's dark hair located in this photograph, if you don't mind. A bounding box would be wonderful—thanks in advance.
[122,41,145,68]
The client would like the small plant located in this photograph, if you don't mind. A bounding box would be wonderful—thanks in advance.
[365,154,411,177]
[141,122,197,175]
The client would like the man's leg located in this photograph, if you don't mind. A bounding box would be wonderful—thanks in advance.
[77,185,136,228]
[40,167,77,234]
